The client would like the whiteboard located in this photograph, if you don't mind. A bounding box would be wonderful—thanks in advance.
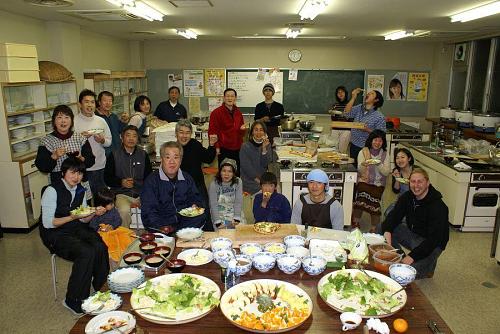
[227,71,283,108]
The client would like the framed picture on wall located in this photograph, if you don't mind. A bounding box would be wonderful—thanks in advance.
[454,43,466,61]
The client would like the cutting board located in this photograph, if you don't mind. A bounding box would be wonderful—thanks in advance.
[317,152,354,164]
[235,224,299,245]
[331,121,365,129]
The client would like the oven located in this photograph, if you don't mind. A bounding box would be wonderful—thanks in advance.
[291,170,344,206]
[386,130,429,169]
[463,173,500,232]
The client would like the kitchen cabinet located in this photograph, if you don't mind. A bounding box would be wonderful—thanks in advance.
[0,80,76,230]
[84,71,147,116]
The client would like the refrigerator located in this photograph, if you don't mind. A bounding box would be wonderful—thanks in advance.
[490,207,500,263]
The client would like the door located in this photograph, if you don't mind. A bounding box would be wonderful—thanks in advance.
[28,171,49,225]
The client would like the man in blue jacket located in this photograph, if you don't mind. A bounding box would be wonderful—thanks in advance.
[140,141,205,233]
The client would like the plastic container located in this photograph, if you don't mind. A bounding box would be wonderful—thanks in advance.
[372,250,402,273]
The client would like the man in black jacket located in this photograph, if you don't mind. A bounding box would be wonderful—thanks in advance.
[381,167,449,279]
[104,125,152,227]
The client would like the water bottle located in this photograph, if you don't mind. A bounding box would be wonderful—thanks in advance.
[224,260,239,291]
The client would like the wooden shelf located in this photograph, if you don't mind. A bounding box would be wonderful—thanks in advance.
[426,117,498,143]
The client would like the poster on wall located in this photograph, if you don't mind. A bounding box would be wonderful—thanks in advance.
[407,72,429,102]
[387,72,408,101]
[208,97,224,112]
[168,73,183,94]
[204,68,226,97]
[183,69,204,97]
[367,74,384,93]
[269,68,282,93]
[189,97,201,114]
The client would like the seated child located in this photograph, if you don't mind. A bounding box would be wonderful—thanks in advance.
[253,172,292,223]
[89,188,122,231]
[208,158,245,230]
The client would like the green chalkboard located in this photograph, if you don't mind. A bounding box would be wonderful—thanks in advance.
[282,70,365,114]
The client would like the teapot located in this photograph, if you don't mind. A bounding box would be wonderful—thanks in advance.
[488,142,500,166]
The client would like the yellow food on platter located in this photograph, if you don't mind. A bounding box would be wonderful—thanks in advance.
[254,222,281,235]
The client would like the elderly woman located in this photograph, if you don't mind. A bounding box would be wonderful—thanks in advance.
[176,119,217,229]
[35,104,95,196]
[239,120,277,195]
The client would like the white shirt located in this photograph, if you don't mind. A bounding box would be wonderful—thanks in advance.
[169,101,177,108]
[128,112,146,129]
[74,113,112,171]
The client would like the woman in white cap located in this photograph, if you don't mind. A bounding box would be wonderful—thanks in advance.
[290,169,344,230]
[254,83,284,143]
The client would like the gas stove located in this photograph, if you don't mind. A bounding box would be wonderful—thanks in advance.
[294,162,314,169]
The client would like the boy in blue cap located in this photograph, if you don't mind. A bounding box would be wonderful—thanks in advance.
[290,169,344,230]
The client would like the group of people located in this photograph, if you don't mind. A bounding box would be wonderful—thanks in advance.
[35,83,449,315]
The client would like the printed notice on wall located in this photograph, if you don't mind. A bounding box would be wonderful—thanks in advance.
[407,72,429,102]
[386,72,408,101]
[227,70,283,108]
[189,97,201,114]
[183,69,204,97]
[367,74,384,92]
[208,97,224,112]
[168,73,183,94]
[288,69,298,81]
[204,68,226,97]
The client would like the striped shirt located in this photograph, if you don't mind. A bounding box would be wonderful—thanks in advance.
[345,104,386,148]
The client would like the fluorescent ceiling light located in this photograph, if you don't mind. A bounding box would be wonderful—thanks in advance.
[384,30,414,40]
[299,0,330,20]
[286,27,301,39]
[450,1,500,22]
[106,0,164,21]
[176,29,198,39]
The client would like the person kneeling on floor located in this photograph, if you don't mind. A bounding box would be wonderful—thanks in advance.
[380,167,449,279]
[39,157,109,315]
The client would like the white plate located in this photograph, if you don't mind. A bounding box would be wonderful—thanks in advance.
[177,248,213,266]
[395,177,409,184]
[85,311,136,334]
[363,233,385,245]
[178,207,205,217]
[317,147,335,153]
[130,273,220,325]
[176,227,203,240]
[82,292,122,315]
[220,279,313,333]
[86,128,104,135]
[108,267,143,285]
[365,158,381,165]
[318,269,406,318]
[309,239,346,262]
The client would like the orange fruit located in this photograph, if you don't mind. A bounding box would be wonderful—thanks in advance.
[393,318,409,333]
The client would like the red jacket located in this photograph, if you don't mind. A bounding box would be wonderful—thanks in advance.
[208,104,245,150]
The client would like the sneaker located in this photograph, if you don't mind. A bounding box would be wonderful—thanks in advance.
[62,299,83,316]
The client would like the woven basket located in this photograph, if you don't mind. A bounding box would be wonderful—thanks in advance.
[38,61,73,82]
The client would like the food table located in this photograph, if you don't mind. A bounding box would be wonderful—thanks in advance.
[70,246,452,333]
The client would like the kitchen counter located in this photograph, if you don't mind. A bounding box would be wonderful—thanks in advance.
[403,142,500,173]
[426,117,499,143]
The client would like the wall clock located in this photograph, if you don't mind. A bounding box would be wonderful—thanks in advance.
[288,49,302,63]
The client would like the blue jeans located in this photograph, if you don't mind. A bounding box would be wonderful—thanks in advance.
[381,223,443,279]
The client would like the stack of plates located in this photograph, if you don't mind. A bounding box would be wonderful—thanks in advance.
[107,267,145,293]
[16,115,32,125]
[13,142,29,153]
[11,127,28,139]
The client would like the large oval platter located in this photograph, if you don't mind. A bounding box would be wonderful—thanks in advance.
[318,269,407,318]
[220,279,313,333]
[130,273,220,325]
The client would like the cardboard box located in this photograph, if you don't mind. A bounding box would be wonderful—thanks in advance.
[0,57,39,71]
[0,70,40,83]
[0,43,38,58]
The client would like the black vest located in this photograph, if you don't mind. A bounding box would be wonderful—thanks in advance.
[300,194,336,229]
[53,179,86,223]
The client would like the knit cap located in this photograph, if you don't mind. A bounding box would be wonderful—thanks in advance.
[220,158,238,172]
[306,169,329,192]
[262,83,275,94]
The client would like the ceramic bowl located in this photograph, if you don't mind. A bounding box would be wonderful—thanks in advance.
[252,252,276,273]
[239,243,262,258]
[123,252,143,265]
[283,235,306,248]
[286,246,309,260]
[234,254,252,276]
[263,242,286,258]
[389,263,417,286]
[139,241,157,254]
[277,255,302,274]
[165,259,186,273]
[144,254,164,268]
[302,255,327,275]
[213,249,235,268]
[210,237,233,252]
[139,232,155,242]
[153,246,171,257]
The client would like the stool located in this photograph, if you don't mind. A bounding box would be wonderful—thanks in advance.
[50,253,58,300]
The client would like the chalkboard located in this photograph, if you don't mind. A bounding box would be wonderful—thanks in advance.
[226,69,365,114]
[227,71,283,108]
